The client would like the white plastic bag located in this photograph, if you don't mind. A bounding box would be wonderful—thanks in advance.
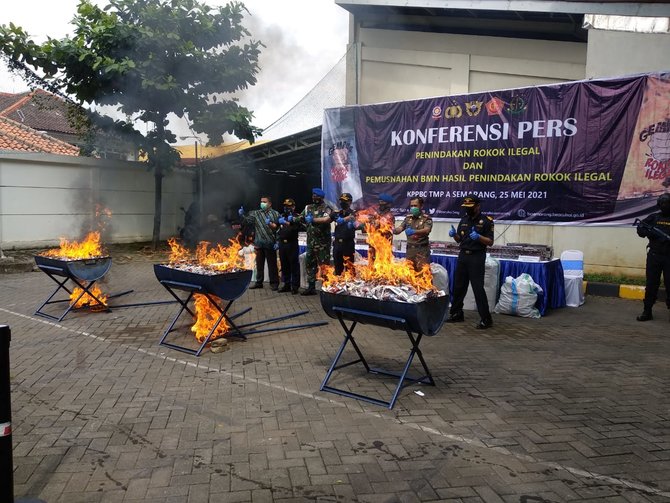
[430,262,449,296]
[463,255,499,312]
[494,273,543,318]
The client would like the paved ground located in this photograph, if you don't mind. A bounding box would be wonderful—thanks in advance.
[1,253,670,503]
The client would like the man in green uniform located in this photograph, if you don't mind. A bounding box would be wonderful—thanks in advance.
[394,197,433,271]
[238,195,281,290]
[299,188,333,295]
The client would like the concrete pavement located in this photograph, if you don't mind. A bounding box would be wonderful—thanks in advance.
[1,255,670,502]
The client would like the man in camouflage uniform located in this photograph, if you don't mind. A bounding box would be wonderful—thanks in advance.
[299,188,332,295]
[393,196,433,271]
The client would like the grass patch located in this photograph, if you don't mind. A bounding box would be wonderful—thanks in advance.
[584,272,646,286]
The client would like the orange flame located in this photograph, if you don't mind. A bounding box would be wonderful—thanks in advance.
[191,294,230,342]
[321,207,434,294]
[41,231,105,259]
[70,285,108,309]
[167,237,191,264]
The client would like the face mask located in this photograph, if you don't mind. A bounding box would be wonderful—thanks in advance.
[339,202,349,209]
[466,208,476,217]
[410,207,420,217]
[260,202,268,210]
[379,202,389,211]
[284,206,292,214]
[312,197,322,204]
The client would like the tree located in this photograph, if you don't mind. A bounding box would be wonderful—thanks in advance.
[0,0,262,248]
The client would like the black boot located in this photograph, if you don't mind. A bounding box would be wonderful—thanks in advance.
[249,283,263,290]
[637,310,653,321]
[301,282,317,296]
[476,317,493,330]
[278,284,291,293]
[446,311,465,323]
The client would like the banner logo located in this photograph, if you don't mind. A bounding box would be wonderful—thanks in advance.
[486,97,505,116]
[464,100,483,117]
[507,95,527,115]
[444,103,462,119]
[431,106,442,119]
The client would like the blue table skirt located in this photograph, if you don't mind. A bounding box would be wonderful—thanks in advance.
[297,246,566,315]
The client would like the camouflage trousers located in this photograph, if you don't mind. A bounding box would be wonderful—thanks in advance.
[305,244,331,283]
[406,245,430,272]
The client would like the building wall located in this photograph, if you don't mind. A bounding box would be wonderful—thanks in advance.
[586,29,670,78]
[0,153,194,249]
[346,23,670,278]
[352,28,587,105]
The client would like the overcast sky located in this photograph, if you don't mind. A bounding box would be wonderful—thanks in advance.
[0,0,349,140]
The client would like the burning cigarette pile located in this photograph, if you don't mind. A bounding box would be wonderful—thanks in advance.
[320,209,446,303]
[165,237,251,273]
[323,278,444,303]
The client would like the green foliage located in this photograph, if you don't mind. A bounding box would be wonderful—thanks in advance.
[1,0,263,246]
[1,0,262,146]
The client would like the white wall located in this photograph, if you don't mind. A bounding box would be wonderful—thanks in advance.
[0,153,194,249]
[586,30,670,78]
[353,29,587,104]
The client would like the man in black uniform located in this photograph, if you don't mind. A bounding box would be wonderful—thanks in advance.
[446,194,495,329]
[276,198,301,294]
[330,192,357,275]
[635,192,670,321]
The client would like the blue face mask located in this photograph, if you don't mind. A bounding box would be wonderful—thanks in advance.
[260,202,268,210]
[410,207,420,217]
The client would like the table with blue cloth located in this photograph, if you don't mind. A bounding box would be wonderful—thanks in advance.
[396,252,566,316]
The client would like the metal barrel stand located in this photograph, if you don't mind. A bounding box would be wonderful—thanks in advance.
[157,279,247,356]
[34,263,113,322]
[156,277,328,357]
[320,306,435,409]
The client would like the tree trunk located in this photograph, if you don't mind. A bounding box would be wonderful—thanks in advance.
[152,168,163,250]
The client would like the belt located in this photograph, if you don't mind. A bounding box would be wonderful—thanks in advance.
[461,249,484,255]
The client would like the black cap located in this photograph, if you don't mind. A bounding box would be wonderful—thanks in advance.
[339,193,353,202]
[282,198,295,206]
[461,194,481,207]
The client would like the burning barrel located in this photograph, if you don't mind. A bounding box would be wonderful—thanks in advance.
[319,289,449,409]
[35,255,112,282]
[34,254,112,321]
[320,291,448,336]
[153,264,252,301]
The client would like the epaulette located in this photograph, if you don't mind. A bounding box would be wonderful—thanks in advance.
[486,215,493,221]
